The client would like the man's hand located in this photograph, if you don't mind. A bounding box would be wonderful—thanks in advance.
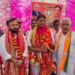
[15,60,23,67]
[40,45,48,52]
[10,58,16,64]
[50,45,55,50]
[10,57,25,67]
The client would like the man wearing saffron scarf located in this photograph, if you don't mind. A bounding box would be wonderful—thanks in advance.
[55,18,75,75]
[0,18,28,75]
[28,14,56,75]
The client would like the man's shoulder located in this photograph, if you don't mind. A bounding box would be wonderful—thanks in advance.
[71,31,75,34]
[71,31,75,37]
[0,34,5,39]
[32,10,36,16]
[0,34,5,42]
[20,32,27,40]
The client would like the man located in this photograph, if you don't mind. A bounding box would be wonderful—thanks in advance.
[50,20,61,46]
[28,14,55,75]
[52,20,61,38]
[31,19,37,29]
[26,19,37,39]
[50,20,61,75]
[24,19,37,37]
[32,4,42,19]
[53,20,61,34]
[26,19,37,75]
[54,6,62,19]
[0,18,28,75]
[55,18,75,75]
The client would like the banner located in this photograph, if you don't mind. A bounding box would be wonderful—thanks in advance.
[32,0,57,3]
[32,2,63,24]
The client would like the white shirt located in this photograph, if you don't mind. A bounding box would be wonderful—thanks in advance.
[0,34,11,61]
[0,33,28,61]
[56,32,75,75]
[22,34,28,57]
[26,30,32,46]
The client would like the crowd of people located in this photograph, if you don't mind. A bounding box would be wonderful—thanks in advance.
[0,14,75,75]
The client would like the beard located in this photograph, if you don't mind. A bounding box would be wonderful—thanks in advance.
[9,28,19,33]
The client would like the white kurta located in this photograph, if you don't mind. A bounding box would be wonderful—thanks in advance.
[67,32,75,75]
[57,33,67,75]
[50,28,61,44]
[26,30,32,46]
[56,32,75,75]
[0,33,28,62]
[0,34,11,61]
[22,34,28,57]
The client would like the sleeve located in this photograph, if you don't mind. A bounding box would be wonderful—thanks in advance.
[2,50,11,61]
[50,29,55,45]
[23,36,28,57]
[71,32,75,45]
[0,35,11,61]
[26,31,32,46]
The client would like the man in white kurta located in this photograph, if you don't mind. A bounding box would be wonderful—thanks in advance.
[0,18,28,75]
[50,20,61,64]
[0,33,28,62]
[0,32,28,75]
[56,18,75,75]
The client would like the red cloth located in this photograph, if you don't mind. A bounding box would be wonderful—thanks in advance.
[0,56,2,64]
[5,31,27,75]
[30,26,55,75]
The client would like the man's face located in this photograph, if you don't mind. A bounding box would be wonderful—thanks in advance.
[55,7,61,12]
[8,20,20,33]
[61,20,70,34]
[37,17,46,27]
[53,21,60,30]
[34,4,40,12]
[31,20,37,29]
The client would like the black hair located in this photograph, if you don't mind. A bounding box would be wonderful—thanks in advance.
[37,14,46,20]
[6,18,21,26]
[31,19,37,24]
[53,19,60,25]
[55,6,61,10]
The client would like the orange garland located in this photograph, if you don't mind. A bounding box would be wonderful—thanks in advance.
[5,31,25,59]
[30,26,56,75]
[12,37,22,59]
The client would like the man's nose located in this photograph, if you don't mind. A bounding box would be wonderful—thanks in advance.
[64,24,67,27]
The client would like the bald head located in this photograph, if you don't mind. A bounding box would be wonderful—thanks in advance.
[61,18,71,26]
[61,18,71,34]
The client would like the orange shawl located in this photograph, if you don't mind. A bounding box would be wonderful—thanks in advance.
[30,26,55,75]
[5,31,26,75]
[55,32,70,72]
